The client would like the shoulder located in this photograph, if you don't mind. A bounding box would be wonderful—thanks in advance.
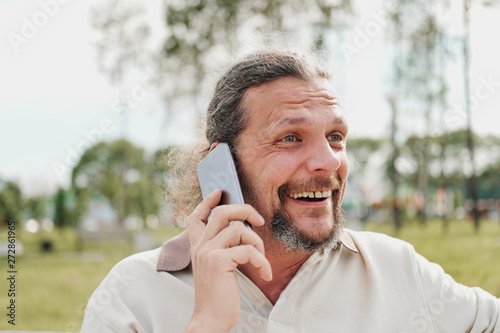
[85,247,168,314]
[83,248,172,331]
[343,229,418,266]
[112,247,162,272]
[345,228,414,251]
[90,247,165,302]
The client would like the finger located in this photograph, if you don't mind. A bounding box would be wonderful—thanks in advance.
[203,204,265,242]
[191,189,222,222]
[208,222,266,255]
[187,189,222,246]
[225,245,273,281]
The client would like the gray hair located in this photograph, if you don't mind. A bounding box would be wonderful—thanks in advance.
[206,50,331,151]
[167,49,332,224]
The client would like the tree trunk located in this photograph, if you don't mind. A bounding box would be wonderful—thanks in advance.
[463,0,481,231]
[388,96,401,233]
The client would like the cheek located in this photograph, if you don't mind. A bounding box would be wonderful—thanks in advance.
[264,154,300,183]
[251,155,298,202]
[340,154,350,179]
[338,154,350,201]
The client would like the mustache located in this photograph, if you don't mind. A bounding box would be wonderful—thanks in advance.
[277,175,342,202]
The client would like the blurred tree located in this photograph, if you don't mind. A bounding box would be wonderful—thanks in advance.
[90,0,355,133]
[71,140,161,225]
[477,135,500,200]
[387,0,452,226]
[462,0,480,231]
[151,147,171,185]
[0,181,24,227]
[347,137,384,192]
[89,0,150,86]
[26,196,47,221]
[437,25,452,231]
[53,188,71,228]
[346,137,384,223]
[478,163,500,200]
[71,187,90,225]
[387,94,402,231]
[410,12,445,225]
[460,0,500,230]
[347,138,383,165]
[393,129,500,222]
[386,1,405,232]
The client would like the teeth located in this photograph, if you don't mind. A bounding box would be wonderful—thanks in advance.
[289,190,332,199]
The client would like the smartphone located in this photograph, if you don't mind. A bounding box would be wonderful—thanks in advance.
[196,143,252,229]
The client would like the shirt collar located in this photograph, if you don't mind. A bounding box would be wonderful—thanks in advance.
[156,228,358,272]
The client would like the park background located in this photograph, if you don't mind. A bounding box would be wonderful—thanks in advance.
[1,0,500,331]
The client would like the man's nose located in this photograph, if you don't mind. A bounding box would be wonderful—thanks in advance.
[305,139,342,174]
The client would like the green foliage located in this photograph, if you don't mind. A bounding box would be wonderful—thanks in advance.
[26,196,47,220]
[479,163,500,199]
[0,142,173,230]
[0,181,24,227]
[54,188,71,228]
[71,140,146,223]
[347,137,384,173]
[91,0,355,115]
[70,140,172,225]
[89,0,150,84]
[347,137,383,151]
[163,0,355,62]
[356,129,500,203]
[71,186,90,224]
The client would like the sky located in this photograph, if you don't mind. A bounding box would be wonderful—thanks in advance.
[0,0,499,197]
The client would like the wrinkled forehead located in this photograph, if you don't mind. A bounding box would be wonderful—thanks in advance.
[241,77,344,126]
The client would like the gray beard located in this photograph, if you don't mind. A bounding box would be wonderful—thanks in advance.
[238,169,345,254]
[269,198,345,253]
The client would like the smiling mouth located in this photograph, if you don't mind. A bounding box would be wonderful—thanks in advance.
[288,190,333,202]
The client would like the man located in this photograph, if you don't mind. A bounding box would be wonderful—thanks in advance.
[81,50,500,332]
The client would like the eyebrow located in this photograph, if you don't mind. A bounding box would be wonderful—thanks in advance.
[272,117,311,129]
[271,114,348,132]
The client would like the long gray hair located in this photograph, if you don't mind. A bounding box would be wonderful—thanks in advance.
[166,49,332,224]
[206,50,331,151]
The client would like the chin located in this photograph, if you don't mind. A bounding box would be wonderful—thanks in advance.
[270,208,344,253]
[296,218,335,240]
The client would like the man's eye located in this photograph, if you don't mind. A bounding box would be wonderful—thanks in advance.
[328,134,342,142]
[282,135,296,142]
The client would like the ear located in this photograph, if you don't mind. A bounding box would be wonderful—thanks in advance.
[209,142,220,152]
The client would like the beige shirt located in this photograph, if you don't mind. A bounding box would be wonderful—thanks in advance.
[81,229,500,332]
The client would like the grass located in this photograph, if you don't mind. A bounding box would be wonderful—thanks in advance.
[0,219,499,331]
[0,226,182,331]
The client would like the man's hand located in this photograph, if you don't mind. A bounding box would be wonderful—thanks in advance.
[184,189,272,333]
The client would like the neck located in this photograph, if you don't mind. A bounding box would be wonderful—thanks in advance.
[238,239,311,305]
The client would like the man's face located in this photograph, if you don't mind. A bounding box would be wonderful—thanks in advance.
[235,77,349,253]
